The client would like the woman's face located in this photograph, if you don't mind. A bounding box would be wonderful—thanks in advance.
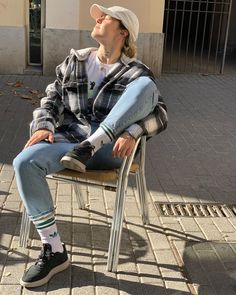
[91,14,127,45]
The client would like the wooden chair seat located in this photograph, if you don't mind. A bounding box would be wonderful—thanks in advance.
[54,162,140,182]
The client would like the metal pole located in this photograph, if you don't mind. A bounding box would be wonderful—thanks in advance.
[177,0,186,72]
[221,0,233,74]
[199,0,209,73]
[163,0,171,72]
[192,0,201,72]
[185,0,194,72]
[170,0,178,72]
[206,0,217,73]
[214,0,225,72]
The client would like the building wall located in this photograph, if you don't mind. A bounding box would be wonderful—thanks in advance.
[78,0,164,32]
[46,0,79,30]
[0,0,165,75]
[0,0,27,74]
[0,0,26,26]
[0,0,234,75]
[45,0,164,32]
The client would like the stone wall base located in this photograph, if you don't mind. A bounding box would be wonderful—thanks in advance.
[0,26,26,74]
[43,28,164,77]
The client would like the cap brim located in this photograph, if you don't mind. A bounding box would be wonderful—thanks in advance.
[90,4,120,21]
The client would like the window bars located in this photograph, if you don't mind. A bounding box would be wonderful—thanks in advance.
[162,0,233,74]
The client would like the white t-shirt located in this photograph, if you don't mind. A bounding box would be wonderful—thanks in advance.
[86,51,119,100]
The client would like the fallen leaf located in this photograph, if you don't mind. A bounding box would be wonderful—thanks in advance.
[14,81,23,87]
[29,89,39,94]
[31,101,39,106]
[6,81,23,87]
[6,82,14,86]
[4,272,11,277]
[37,93,45,99]
[20,95,33,100]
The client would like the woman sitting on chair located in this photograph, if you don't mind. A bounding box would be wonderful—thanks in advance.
[13,4,167,288]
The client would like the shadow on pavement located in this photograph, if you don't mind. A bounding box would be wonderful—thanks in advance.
[183,240,236,295]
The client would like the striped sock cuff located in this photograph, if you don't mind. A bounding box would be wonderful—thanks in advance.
[100,124,115,141]
[32,212,56,230]
[35,217,56,230]
[30,210,55,222]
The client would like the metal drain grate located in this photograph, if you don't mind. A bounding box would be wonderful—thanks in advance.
[154,202,236,218]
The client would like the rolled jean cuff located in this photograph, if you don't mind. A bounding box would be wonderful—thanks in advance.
[125,124,144,140]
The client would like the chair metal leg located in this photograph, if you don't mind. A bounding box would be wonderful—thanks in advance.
[19,207,31,248]
[106,158,129,272]
[72,178,86,209]
[136,171,143,217]
[136,170,149,225]
[106,137,142,272]
[137,136,149,225]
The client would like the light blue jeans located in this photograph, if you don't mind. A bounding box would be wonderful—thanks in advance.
[13,77,158,219]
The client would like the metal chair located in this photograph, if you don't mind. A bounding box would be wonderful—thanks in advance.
[19,136,149,272]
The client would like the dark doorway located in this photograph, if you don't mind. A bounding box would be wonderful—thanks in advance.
[29,0,42,65]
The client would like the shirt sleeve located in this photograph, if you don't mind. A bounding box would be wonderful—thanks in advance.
[29,56,71,135]
[30,80,64,135]
[125,124,144,139]
[125,96,168,139]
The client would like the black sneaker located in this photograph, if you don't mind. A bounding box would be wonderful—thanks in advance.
[60,141,95,172]
[20,243,69,288]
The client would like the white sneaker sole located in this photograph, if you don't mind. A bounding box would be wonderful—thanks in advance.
[20,258,70,288]
[60,156,86,172]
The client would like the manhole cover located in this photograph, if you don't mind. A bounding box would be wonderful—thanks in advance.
[154,202,236,217]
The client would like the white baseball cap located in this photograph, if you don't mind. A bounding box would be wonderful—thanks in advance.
[90,4,139,42]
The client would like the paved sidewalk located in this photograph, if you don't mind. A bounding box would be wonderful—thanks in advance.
[0,72,236,295]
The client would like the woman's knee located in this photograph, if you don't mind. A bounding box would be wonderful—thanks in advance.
[13,151,32,173]
[13,149,44,176]
[13,152,28,173]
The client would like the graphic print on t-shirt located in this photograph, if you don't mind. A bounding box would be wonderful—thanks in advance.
[86,51,119,100]
[89,81,96,91]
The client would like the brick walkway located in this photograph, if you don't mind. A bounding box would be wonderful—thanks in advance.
[0,73,236,294]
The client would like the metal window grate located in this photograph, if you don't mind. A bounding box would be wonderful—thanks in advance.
[154,202,236,217]
[162,0,233,74]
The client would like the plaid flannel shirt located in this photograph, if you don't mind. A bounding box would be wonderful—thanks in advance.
[30,47,168,142]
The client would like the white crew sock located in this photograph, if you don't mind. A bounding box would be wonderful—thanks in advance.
[33,217,63,253]
[85,126,112,152]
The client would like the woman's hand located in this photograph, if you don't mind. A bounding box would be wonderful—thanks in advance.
[112,132,136,158]
[24,129,54,148]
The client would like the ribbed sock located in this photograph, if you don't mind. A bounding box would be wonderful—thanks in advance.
[85,126,112,152]
[33,215,63,253]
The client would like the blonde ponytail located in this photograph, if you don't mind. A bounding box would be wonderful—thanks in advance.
[119,21,137,58]
[122,38,137,58]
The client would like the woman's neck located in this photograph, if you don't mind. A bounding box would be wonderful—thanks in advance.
[97,45,122,64]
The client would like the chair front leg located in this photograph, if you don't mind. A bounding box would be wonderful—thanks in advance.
[19,207,31,248]
[136,170,149,225]
[106,158,130,272]
[137,136,149,225]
